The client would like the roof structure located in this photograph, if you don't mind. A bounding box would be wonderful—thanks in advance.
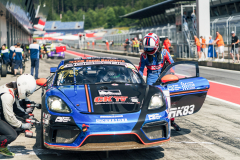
[121,0,195,19]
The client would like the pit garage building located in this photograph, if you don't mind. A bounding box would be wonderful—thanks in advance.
[0,0,41,47]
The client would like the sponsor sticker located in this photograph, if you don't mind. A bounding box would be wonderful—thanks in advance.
[169,104,195,118]
[94,96,128,103]
[42,112,51,125]
[148,113,161,120]
[111,83,119,86]
[43,112,51,120]
[100,115,123,118]
[130,97,139,102]
[98,90,121,96]
[55,117,71,122]
[125,63,136,70]
[181,82,195,90]
[168,84,181,91]
[96,118,127,123]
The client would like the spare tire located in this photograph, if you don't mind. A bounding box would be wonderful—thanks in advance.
[1,64,7,77]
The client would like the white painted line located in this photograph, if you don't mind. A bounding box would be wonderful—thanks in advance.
[199,65,240,74]
[207,95,240,108]
[208,80,240,89]
[172,141,214,145]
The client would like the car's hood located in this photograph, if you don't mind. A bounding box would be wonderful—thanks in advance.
[57,83,151,114]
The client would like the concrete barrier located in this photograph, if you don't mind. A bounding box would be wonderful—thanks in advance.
[174,58,240,71]
[84,48,141,58]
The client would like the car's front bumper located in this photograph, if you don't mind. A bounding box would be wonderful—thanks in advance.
[45,134,170,151]
[42,110,171,151]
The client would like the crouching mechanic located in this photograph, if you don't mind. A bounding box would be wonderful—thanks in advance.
[138,33,181,131]
[0,74,36,157]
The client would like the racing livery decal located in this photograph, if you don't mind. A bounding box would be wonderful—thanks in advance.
[169,104,195,118]
[181,82,195,90]
[98,90,121,96]
[88,83,146,114]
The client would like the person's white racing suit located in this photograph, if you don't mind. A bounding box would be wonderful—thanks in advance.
[0,83,31,128]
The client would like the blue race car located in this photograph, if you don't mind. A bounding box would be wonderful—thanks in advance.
[38,57,209,151]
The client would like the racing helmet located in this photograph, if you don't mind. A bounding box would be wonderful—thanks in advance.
[101,66,122,82]
[143,33,159,55]
[17,74,36,99]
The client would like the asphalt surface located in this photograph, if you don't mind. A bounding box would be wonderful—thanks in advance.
[0,50,240,160]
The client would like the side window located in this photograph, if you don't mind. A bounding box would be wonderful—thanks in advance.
[161,62,198,79]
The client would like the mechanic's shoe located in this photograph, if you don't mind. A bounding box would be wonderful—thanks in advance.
[171,121,181,131]
[0,146,15,157]
[214,58,219,61]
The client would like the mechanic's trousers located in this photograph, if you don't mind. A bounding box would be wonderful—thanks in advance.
[0,120,17,147]
[31,58,39,79]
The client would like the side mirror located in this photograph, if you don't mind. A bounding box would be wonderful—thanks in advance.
[36,78,47,86]
[161,75,179,84]
[50,67,57,73]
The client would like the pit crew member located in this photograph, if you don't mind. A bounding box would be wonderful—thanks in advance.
[1,44,10,65]
[0,74,36,157]
[12,43,24,77]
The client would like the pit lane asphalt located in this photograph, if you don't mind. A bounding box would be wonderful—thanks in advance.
[1,51,240,160]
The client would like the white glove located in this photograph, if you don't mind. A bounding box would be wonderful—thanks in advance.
[26,107,33,113]
[21,123,32,130]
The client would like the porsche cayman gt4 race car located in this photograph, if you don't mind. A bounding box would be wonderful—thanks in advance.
[37,57,209,151]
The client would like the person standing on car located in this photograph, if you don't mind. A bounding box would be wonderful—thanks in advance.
[138,33,180,131]
[229,31,239,63]
[12,43,24,77]
[0,74,36,157]
[29,40,42,79]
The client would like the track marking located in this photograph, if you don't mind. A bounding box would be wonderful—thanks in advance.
[199,65,240,74]
[208,80,240,89]
[207,95,240,108]
[172,141,214,145]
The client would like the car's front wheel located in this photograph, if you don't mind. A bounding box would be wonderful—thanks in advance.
[40,109,46,149]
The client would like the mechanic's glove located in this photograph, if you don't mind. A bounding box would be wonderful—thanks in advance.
[26,107,34,113]
[21,123,32,130]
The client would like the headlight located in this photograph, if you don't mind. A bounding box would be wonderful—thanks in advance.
[148,93,164,110]
[47,96,71,113]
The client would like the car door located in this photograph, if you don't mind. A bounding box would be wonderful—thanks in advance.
[154,61,210,118]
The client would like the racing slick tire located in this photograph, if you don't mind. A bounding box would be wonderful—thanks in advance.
[1,64,7,77]
[40,109,46,149]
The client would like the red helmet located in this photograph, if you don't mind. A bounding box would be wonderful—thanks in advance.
[143,33,159,55]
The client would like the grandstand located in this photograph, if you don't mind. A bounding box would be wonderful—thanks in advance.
[45,21,84,34]
[103,0,240,58]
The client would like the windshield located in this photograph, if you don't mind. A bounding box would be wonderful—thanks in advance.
[54,64,143,85]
